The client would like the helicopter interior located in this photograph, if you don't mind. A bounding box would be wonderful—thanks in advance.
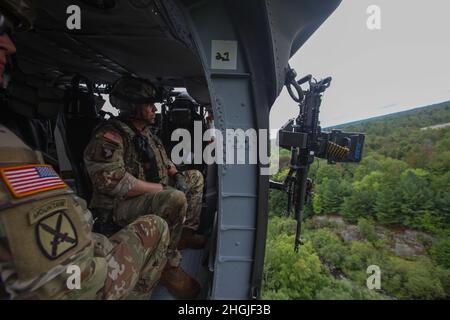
[2,0,218,299]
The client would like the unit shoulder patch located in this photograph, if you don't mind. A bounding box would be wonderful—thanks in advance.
[36,211,78,260]
[29,198,68,225]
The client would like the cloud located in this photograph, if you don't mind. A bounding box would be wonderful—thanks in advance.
[270,0,450,130]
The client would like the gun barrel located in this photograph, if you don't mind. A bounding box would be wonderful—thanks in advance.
[295,220,302,252]
[293,165,309,251]
[269,180,285,191]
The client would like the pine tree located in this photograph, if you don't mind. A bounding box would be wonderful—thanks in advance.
[398,170,435,228]
[320,178,343,215]
[375,183,403,226]
[342,188,375,223]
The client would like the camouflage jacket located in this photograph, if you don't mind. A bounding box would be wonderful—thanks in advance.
[84,119,175,210]
[0,125,108,299]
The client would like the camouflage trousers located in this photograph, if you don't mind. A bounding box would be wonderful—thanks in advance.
[64,215,169,300]
[114,187,187,267]
[95,215,169,300]
[175,170,204,230]
[112,170,202,266]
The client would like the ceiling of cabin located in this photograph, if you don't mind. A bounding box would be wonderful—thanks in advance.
[13,0,205,88]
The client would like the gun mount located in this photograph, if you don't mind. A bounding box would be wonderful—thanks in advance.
[271,68,365,251]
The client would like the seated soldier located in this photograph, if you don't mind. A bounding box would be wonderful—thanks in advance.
[0,1,169,300]
[84,76,204,298]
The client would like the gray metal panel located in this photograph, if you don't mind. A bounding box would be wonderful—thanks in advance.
[179,0,342,299]
[183,0,258,299]
[212,78,254,127]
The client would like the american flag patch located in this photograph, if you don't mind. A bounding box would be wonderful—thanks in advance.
[0,165,67,198]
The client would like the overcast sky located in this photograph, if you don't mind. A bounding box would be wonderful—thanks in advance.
[270,0,450,131]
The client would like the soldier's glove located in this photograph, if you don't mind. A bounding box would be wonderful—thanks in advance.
[174,172,190,196]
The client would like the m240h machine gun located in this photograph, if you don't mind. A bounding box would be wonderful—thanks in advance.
[270,68,365,252]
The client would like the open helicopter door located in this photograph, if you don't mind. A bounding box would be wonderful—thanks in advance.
[178,0,342,299]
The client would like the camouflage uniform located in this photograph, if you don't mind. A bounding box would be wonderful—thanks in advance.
[0,125,169,299]
[84,119,203,266]
[183,170,203,230]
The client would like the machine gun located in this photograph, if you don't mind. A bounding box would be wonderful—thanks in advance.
[270,68,365,252]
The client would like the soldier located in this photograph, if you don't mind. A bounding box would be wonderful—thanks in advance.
[0,1,169,300]
[84,76,204,298]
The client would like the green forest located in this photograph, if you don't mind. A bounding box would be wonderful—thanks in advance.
[263,101,450,300]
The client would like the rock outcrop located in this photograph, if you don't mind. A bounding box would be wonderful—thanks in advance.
[311,215,435,258]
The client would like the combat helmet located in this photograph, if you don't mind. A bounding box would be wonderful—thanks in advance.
[109,76,160,118]
[172,91,197,109]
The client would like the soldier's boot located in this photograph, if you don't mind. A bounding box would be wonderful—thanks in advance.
[160,265,201,299]
[177,228,207,250]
